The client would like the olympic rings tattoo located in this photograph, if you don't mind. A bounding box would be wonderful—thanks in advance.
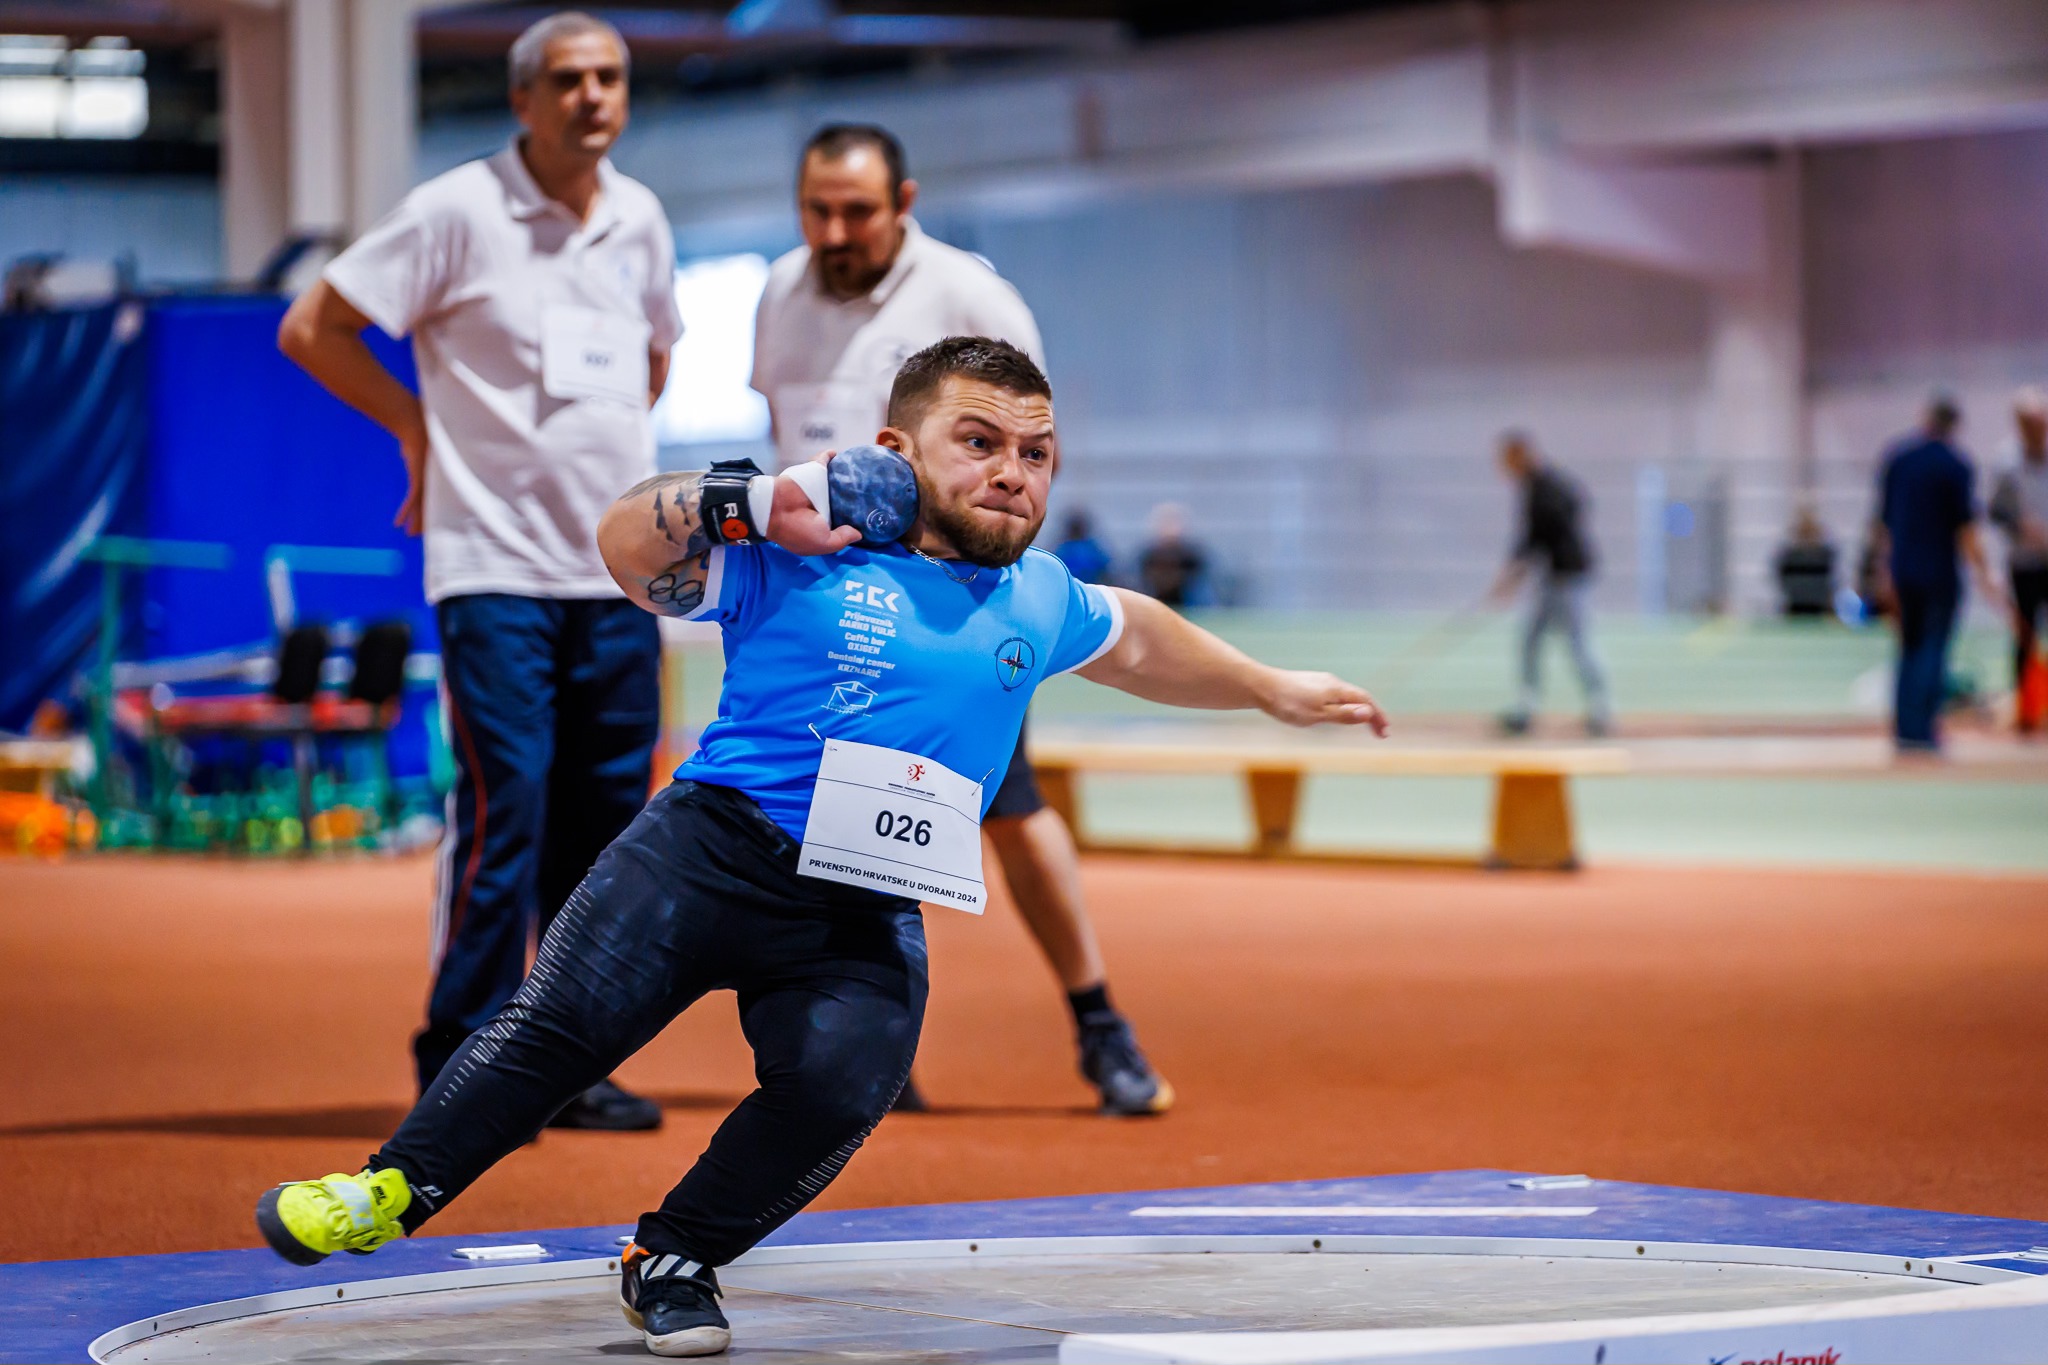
[646,562,707,614]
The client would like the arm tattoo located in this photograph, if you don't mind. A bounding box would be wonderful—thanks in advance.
[619,471,716,617]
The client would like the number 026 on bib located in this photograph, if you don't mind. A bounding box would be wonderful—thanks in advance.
[797,739,987,913]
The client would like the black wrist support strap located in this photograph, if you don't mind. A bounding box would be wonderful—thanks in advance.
[701,459,765,545]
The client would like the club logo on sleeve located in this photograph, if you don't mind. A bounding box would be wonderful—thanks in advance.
[993,637,1036,691]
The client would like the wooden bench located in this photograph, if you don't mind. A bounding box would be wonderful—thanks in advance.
[1029,741,1629,871]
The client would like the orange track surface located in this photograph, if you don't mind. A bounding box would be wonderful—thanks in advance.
[5,852,2048,1264]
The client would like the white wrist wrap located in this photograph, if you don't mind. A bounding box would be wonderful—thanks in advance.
[783,462,830,517]
[745,475,777,537]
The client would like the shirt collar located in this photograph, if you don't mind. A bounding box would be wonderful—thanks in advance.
[811,218,925,305]
[495,140,624,237]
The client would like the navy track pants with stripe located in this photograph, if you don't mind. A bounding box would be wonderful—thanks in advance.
[421,593,660,1091]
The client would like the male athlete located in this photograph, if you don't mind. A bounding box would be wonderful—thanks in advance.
[254,338,1385,1357]
[754,123,1166,1115]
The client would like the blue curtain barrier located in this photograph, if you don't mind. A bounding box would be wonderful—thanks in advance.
[1,295,439,780]
[0,303,150,733]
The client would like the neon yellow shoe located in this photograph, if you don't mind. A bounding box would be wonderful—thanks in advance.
[255,1169,411,1265]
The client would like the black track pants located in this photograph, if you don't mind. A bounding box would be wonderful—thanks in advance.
[374,780,927,1266]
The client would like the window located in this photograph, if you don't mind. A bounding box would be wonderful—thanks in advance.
[652,252,772,447]
[0,36,148,140]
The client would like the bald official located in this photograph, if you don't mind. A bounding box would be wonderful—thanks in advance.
[278,10,677,1131]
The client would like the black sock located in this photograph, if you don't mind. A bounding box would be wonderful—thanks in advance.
[1067,982,1113,1027]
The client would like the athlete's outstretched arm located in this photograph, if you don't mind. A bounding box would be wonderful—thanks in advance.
[1077,588,1388,733]
[598,464,860,617]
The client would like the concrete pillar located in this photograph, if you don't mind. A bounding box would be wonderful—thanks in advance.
[1700,151,1804,616]
[346,0,420,235]
[218,5,290,279]
[288,0,349,236]
[214,0,424,278]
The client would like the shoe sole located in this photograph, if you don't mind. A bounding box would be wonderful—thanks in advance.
[1101,1076,1175,1117]
[644,1324,732,1357]
[254,1187,329,1266]
[624,1293,731,1357]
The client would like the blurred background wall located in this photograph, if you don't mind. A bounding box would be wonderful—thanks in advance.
[10,0,2048,615]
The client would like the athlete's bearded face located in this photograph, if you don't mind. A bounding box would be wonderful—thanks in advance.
[885,377,1055,568]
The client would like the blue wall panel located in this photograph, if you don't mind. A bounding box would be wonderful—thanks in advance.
[142,296,430,656]
[142,296,436,775]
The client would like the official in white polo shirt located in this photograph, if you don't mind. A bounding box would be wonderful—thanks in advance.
[277,11,679,1131]
[751,124,1171,1116]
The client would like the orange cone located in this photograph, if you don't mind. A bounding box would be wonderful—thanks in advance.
[2020,647,2048,733]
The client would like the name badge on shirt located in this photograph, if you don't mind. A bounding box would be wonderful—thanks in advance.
[798,738,986,913]
[541,304,651,406]
[774,381,887,468]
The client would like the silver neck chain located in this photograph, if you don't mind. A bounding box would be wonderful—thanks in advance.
[909,544,981,584]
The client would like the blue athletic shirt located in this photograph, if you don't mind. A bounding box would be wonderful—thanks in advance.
[674,542,1125,839]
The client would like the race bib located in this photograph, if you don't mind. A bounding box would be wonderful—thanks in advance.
[541,304,650,406]
[798,738,986,913]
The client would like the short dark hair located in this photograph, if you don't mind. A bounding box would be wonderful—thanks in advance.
[887,336,1050,431]
[1927,391,1962,436]
[801,123,908,204]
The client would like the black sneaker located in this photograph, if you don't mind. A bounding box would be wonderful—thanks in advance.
[1078,1012,1173,1116]
[890,1073,930,1114]
[548,1077,662,1132]
[1498,712,1532,737]
[621,1245,730,1357]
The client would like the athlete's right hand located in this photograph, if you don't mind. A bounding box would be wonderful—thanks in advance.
[765,455,863,556]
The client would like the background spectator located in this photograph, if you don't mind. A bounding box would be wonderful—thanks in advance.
[1874,393,2006,752]
[1775,506,1837,618]
[1053,510,1113,584]
[1137,502,1208,609]
[1990,387,2048,732]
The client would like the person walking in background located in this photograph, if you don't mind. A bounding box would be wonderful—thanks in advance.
[1989,387,2048,733]
[1490,431,1611,737]
[1137,502,1209,608]
[1053,509,1113,584]
[1874,394,2008,753]
[749,124,1170,1116]
[276,12,678,1130]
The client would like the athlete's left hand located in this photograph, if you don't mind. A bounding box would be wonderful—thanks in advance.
[1259,671,1389,735]
[765,457,863,556]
